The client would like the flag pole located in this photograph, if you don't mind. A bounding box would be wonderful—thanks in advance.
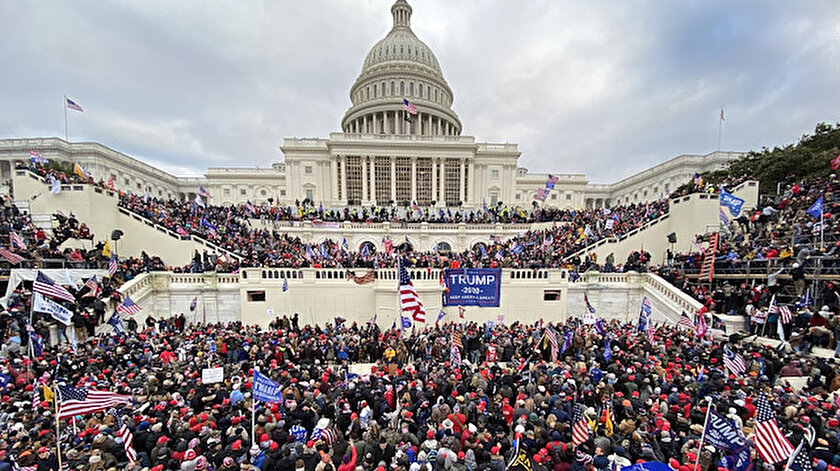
[63,96,68,141]
[717,108,723,152]
[820,206,824,251]
[54,381,63,471]
[693,396,714,471]
[251,368,258,447]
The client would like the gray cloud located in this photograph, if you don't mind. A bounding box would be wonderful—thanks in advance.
[1,0,838,182]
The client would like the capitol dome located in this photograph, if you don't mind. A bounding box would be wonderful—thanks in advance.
[341,0,462,136]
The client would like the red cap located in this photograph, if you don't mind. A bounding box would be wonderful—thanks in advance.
[37,447,49,454]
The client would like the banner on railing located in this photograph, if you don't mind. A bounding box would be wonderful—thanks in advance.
[443,268,501,307]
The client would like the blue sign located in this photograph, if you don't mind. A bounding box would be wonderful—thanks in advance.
[253,370,284,403]
[443,269,501,307]
[719,188,745,217]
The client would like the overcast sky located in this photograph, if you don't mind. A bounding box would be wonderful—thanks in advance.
[2,0,839,182]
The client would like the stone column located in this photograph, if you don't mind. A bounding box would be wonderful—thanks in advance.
[363,115,367,134]
[390,157,396,203]
[439,158,446,203]
[428,114,432,136]
[411,157,417,203]
[340,155,347,203]
[361,155,368,203]
[431,159,437,205]
[459,159,465,204]
[467,159,475,205]
[370,157,377,203]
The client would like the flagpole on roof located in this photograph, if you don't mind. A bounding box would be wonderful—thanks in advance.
[64,95,69,141]
[717,107,724,152]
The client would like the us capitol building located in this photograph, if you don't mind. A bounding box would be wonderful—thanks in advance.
[0,0,741,210]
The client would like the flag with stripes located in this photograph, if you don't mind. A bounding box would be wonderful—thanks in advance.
[398,259,426,322]
[544,327,559,362]
[560,330,573,354]
[779,305,793,324]
[109,408,138,464]
[768,294,779,314]
[450,344,461,367]
[107,312,125,336]
[106,174,115,190]
[81,275,100,298]
[29,150,49,164]
[787,436,814,471]
[33,271,75,303]
[0,247,25,264]
[452,330,463,349]
[638,296,652,331]
[646,323,656,344]
[57,384,131,419]
[116,296,141,315]
[458,305,465,319]
[66,97,84,112]
[572,404,590,446]
[108,253,118,277]
[723,347,746,375]
[10,230,26,250]
[754,394,794,464]
[678,311,694,329]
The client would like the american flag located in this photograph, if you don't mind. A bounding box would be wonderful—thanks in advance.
[81,275,99,298]
[754,394,794,464]
[560,330,573,354]
[787,437,814,471]
[116,296,141,315]
[66,97,84,112]
[198,186,212,198]
[10,230,26,250]
[398,259,426,322]
[439,270,449,293]
[57,384,131,419]
[108,253,118,277]
[452,330,463,349]
[0,247,25,264]
[768,295,780,314]
[402,98,418,115]
[106,174,115,190]
[572,404,590,446]
[451,345,461,367]
[29,150,48,164]
[458,306,466,319]
[678,311,694,329]
[33,271,75,303]
[544,327,558,362]
[110,408,138,464]
[779,305,793,324]
[723,346,746,375]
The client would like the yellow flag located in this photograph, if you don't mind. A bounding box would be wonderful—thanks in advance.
[73,162,88,179]
[604,406,614,437]
[102,240,111,257]
[42,384,54,403]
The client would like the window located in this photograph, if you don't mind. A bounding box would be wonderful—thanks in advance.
[515,193,521,200]
[306,189,314,200]
[491,169,499,178]
[395,157,411,203]
[400,82,405,95]
[391,82,395,95]
[137,183,141,189]
[409,82,414,96]
[381,82,385,96]
[543,290,562,301]
[260,189,267,196]
[375,157,392,203]
[223,188,230,196]
[280,190,287,196]
[551,194,557,200]
[305,166,313,174]
[124,178,130,185]
[346,156,363,202]
[240,188,247,195]
[247,291,266,302]
[373,85,377,98]
[566,193,572,200]
[490,192,499,205]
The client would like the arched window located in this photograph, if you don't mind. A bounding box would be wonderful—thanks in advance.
[436,241,452,254]
[400,82,405,95]
[382,82,386,96]
[359,241,377,254]
[409,82,414,96]
[418,83,423,98]
[391,82,395,95]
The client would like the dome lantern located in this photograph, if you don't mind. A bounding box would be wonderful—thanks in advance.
[391,0,412,30]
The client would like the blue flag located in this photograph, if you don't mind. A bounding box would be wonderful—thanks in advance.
[282,278,288,292]
[807,195,824,219]
[560,331,573,353]
[719,187,745,217]
[704,410,753,471]
[603,336,611,362]
[479,244,488,257]
[593,319,607,335]
[511,243,524,255]
[401,314,412,330]
[342,237,349,250]
[253,370,284,403]
[638,297,651,332]
[107,312,125,336]
[437,310,447,323]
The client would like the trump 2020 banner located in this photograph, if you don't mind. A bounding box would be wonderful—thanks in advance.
[443,268,501,307]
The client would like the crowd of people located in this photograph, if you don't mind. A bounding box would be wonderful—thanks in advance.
[1,313,838,471]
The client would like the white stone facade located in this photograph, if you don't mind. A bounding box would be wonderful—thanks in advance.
[0,1,743,210]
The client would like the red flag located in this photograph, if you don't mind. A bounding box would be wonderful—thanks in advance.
[831,153,840,171]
